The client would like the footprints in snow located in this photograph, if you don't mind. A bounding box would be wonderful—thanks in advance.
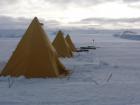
[95,60,120,69]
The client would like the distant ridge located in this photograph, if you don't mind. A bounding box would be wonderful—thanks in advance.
[114,30,140,41]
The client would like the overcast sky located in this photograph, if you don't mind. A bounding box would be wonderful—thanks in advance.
[1,0,140,29]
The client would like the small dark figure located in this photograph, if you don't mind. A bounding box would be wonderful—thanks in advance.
[92,39,94,45]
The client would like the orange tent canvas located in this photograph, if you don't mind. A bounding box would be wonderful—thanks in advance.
[52,31,73,58]
[65,34,76,52]
[0,17,69,78]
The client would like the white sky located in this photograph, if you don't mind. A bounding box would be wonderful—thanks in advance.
[1,0,140,29]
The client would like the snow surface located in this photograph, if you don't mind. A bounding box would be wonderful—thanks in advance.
[0,31,140,105]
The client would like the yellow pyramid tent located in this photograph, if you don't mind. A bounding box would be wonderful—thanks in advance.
[0,17,69,78]
[52,30,73,58]
[65,34,76,52]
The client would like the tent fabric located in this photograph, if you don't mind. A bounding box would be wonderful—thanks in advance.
[52,31,73,58]
[65,34,76,52]
[0,17,69,78]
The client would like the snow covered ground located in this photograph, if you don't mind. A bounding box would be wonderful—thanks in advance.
[0,30,140,105]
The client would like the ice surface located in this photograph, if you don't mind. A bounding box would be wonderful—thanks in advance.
[0,30,140,105]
